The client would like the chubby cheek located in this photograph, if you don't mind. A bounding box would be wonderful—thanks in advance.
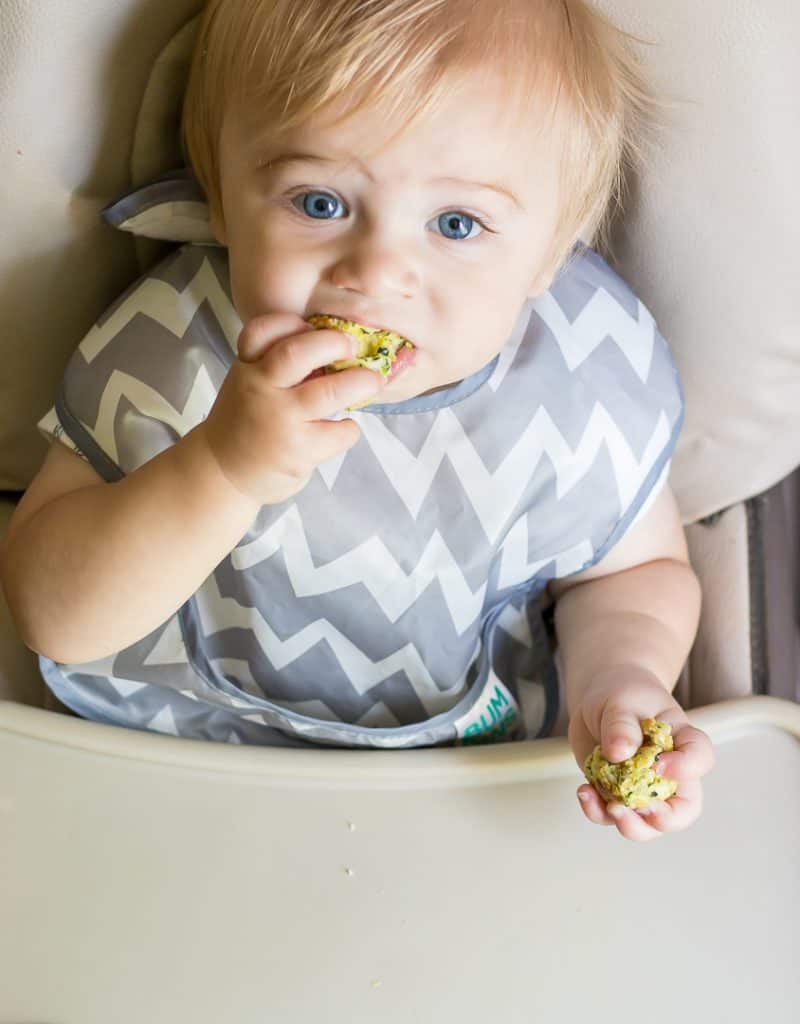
[227,237,317,323]
[431,305,519,378]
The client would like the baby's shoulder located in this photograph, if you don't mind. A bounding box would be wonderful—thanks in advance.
[508,249,685,578]
[110,242,232,330]
[549,243,644,314]
[542,244,664,357]
[73,243,238,369]
[526,244,682,414]
[55,243,240,475]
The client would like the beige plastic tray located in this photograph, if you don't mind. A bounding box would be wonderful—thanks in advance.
[1,695,798,1023]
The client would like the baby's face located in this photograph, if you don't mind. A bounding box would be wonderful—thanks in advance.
[213,77,567,402]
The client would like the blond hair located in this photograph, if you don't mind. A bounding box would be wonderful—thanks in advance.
[182,0,665,281]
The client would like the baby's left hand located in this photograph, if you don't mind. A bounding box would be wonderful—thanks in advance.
[569,668,715,842]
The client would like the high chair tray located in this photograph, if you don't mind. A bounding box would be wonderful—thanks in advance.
[1,695,798,1023]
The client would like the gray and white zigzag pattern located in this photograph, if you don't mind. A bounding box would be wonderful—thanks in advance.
[43,243,682,739]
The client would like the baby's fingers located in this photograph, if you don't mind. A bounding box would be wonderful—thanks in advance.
[607,804,663,841]
[577,784,616,826]
[637,778,704,833]
[656,723,715,785]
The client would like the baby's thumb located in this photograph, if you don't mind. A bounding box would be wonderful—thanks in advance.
[237,313,308,363]
[600,706,642,764]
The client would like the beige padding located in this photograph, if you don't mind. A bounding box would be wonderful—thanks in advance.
[598,0,800,521]
[683,507,755,706]
[0,0,203,490]
[0,499,44,707]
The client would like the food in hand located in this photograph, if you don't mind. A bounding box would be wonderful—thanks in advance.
[307,315,415,381]
[583,718,678,809]
[306,315,416,410]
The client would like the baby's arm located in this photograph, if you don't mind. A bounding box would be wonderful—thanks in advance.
[548,483,700,724]
[0,427,259,664]
[0,312,381,666]
[548,484,713,840]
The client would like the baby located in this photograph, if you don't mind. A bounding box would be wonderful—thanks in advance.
[0,0,713,841]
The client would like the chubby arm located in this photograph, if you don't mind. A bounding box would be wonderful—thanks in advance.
[0,429,260,665]
[547,484,702,720]
[548,484,713,841]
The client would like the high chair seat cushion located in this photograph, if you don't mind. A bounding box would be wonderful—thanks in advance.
[0,500,44,707]
[0,0,204,492]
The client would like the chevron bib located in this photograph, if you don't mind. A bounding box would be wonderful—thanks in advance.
[37,241,683,748]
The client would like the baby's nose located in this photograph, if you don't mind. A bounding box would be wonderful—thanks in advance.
[330,236,419,299]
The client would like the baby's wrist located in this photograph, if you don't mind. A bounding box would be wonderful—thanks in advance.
[566,662,669,717]
[178,424,262,524]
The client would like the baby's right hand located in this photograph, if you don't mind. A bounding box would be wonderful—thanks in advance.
[197,313,386,507]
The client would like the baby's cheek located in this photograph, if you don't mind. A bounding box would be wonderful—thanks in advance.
[230,266,302,323]
[447,329,509,378]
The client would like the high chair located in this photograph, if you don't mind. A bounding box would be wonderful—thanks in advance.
[1,1,799,1020]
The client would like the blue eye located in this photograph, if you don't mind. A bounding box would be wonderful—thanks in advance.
[293,191,346,220]
[432,211,483,241]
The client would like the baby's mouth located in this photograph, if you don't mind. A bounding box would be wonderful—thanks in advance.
[383,340,416,383]
[305,314,417,383]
